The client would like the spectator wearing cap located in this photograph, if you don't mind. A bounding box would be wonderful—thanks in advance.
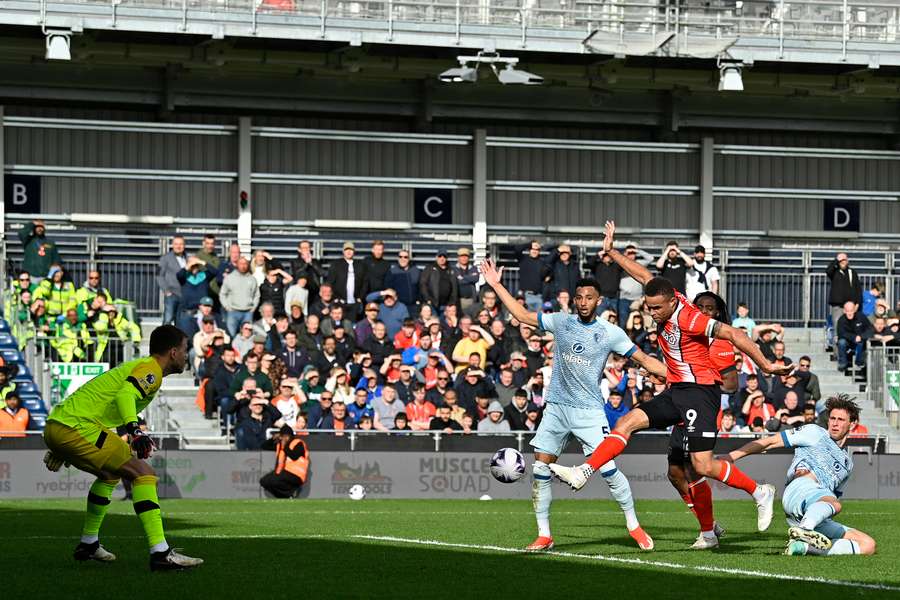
[34,264,77,321]
[220,255,260,338]
[420,248,459,310]
[477,400,511,433]
[365,288,409,339]
[503,388,530,430]
[259,265,293,316]
[655,241,693,295]
[384,249,421,313]
[515,240,552,311]
[617,243,654,320]
[685,244,720,300]
[191,314,231,372]
[547,244,580,299]
[279,330,309,378]
[827,251,863,349]
[0,366,17,409]
[354,301,380,347]
[289,239,325,299]
[271,378,302,426]
[0,392,30,437]
[452,247,480,311]
[361,240,390,298]
[176,254,220,334]
[586,248,622,315]
[523,402,541,431]
[184,296,223,339]
[406,384,437,430]
[259,425,309,498]
[451,324,495,373]
[326,241,366,321]
[19,219,62,285]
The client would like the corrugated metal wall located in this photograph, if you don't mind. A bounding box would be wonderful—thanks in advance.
[716,155,900,191]
[254,185,472,225]
[713,197,820,231]
[488,192,698,229]
[253,137,471,179]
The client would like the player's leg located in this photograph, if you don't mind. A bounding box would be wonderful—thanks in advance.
[786,515,876,556]
[114,456,204,570]
[570,407,652,550]
[527,403,568,551]
[42,422,121,562]
[549,389,677,490]
[666,427,719,548]
[679,385,776,531]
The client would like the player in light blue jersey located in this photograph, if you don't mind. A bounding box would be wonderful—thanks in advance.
[479,258,669,552]
[723,394,876,556]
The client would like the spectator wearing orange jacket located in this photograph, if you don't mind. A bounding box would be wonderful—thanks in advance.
[0,393,30,437]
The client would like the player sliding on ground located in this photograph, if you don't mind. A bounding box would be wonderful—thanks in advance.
[666,291,736,549]
[42,325,203,571]
[550,221,793,533]
[723,394,876,556]
[479,258,668,552]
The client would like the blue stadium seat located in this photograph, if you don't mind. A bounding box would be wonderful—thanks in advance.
[21,396,46,413]
[14,381,38,394]
[1,348,23,364]
[29,414,47,430]
[0,333,16,349]
[0,320,9,333]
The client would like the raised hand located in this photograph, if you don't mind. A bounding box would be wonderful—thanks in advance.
[478,258,504,288]
[603,220,616,253]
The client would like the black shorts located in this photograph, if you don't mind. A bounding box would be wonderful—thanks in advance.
[641,383,720,453]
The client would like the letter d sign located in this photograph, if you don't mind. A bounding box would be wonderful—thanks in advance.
[823,200,859,232]
[4,175,41,214]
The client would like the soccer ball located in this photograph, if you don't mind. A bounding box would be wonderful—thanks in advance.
[490,448,526,483]
[348,484,366,500]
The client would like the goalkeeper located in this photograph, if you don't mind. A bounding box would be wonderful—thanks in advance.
[43,325,203,571]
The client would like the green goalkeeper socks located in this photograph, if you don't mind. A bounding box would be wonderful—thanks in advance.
[81,479,119,544]
[132,475,169,554]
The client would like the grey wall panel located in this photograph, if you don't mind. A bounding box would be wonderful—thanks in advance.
[41,178,236,219]
[254,184,472,225]
[716,155,900,191]
[252,138,471,179]
[713,196,821,231]
[488,147,698,185]
[6,128,236,172]
[488,192,697,229]
[861,201,900,234]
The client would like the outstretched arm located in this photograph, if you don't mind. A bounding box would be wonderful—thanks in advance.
[477,259,539,328]
[725,432,785,462]
[603,221,654,286]
[712,321,793,377]
[629,348,667,380]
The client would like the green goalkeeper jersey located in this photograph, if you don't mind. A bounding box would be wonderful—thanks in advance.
[48,356,163,440]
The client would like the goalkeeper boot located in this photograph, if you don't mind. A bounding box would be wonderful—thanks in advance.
[547,463,592,491]
[74,541,116,562]
[150,547,204,571]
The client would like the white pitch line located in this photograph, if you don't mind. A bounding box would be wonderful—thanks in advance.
[353,535,900,593]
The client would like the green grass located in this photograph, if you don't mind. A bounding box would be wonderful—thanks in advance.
[2,498,899,599]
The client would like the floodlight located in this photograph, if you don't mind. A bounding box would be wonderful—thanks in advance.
[496,64,544,85]
[438,65,478,83]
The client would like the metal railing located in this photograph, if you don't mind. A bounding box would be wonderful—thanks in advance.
[867,346,900,428]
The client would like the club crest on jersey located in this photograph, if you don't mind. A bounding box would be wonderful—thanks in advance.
[571,342,585,354]
[145,373,156,385]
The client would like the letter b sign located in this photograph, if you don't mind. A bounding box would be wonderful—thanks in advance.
[823,200,859,232]
[4,175,41,214]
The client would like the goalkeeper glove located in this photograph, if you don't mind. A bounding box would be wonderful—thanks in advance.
[126,421,156,460]
[43,450,65,472]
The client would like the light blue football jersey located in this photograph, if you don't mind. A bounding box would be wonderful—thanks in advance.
[537,312,637,410]
[781,425,853,496]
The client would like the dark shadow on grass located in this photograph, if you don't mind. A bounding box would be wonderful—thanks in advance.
[0,512,894,600]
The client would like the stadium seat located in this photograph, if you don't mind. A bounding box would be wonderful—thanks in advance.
[0,333,16,349]
[1,349,23,364]
[0,320,9,333]
[29,414,47,430]
[21,396,45,413]
[14,381,38,394]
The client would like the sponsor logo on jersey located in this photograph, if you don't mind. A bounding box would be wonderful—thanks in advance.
[561,352,591,366]
[661,327,679,345]
[145,373,156,385]
[571,342,585,354]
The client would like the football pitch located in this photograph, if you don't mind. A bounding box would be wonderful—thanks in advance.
[3,498,899,599]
